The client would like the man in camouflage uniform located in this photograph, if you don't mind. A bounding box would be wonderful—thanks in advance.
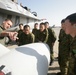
[17,23,24,38]
[18,25,35,46]
[64,13,76,75]
[68,36,76,75]
[44,22,56,65]
[32,23,39,42]
[32,23,39,35]
[0,19,17,46]
[57,19,70,75]
[16,23,24,45]
[35,22,48,43]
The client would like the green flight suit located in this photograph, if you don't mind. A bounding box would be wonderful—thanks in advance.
[32,29,39,42]
[36,29,48,43]
[18,32,35,46]
[58,29,70,75]
[0,26,6,46]
[67,36,76,75]
[46,28,56,65]
[36,28,56,65]
[16,29,23,45]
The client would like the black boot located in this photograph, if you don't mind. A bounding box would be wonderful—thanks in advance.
[56,72,61,75]
[49,58,54,66]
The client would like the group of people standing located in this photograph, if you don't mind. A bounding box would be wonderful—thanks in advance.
[17,22,56,65]
[57,13,76,75]
[0,13,76,75]
[0,19,17,46]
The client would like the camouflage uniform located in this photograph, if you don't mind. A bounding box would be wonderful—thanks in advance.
[18,32,35,46]
[0,26,6,46]
[67,36,76,75]
[58,29,70,75]
[46,28,56,65]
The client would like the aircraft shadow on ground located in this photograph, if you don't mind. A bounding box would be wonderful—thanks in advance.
[47,58,60,75]
[16,46,48,75]
[47,72,56,75]
[48,66,60,70]
[54,57,58,61]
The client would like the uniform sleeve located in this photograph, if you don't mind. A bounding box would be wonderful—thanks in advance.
[31,33,35,43]
[58,29,62,42]
[0,27,3,35]
[44,29,49,43]
[58,29,65,42]
[0,27,4,38]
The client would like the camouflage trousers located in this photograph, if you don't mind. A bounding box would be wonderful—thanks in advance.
[50,46,54,61]
[58,55,69,75]
[48,45,54,65]
[50,53,54,61]
[67,54,76,75]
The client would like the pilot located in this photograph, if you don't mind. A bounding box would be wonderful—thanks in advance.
[18,23,24,37]
[57,19,70,75]
[44,22,56,65]
[0,19,18,46]
[18,25,35,46]
[16,23,24,45]
[64,13,76,75]
[32,23,39,42]
[35,22,48,43]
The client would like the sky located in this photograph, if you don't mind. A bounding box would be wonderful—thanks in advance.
[18,0,76,26]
